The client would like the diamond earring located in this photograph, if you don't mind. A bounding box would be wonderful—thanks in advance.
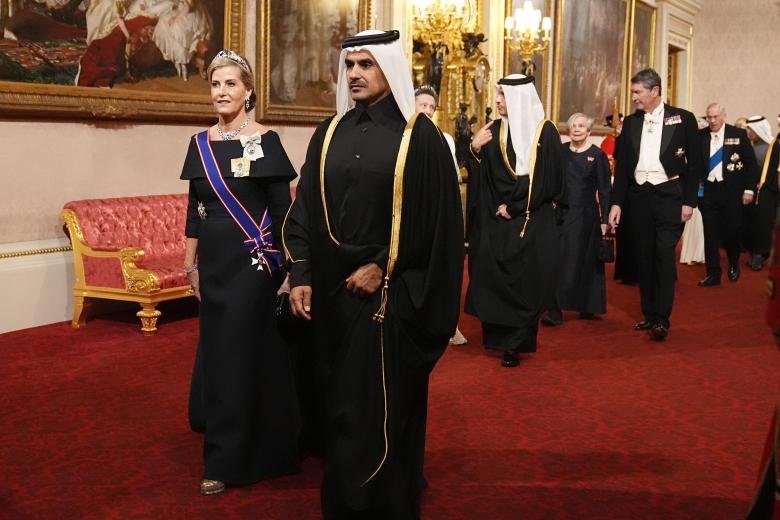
[245,98,250,110]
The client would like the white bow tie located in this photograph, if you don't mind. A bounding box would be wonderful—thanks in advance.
[644,113,662,125]
[711,133,720,140]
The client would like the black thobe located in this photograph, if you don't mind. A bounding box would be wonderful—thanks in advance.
[556,144,610,314]
[744,138,779,256]
[181,132,301,485]
[283,95,463,519]
[465,118,565,353]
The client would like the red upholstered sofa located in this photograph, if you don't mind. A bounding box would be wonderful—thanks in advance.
[60,194,192,334]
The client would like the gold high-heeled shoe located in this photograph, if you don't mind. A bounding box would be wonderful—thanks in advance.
[200,479,225,495]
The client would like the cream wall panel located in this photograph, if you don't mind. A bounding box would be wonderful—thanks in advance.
[0,120,313,245]
[692,0,780,134]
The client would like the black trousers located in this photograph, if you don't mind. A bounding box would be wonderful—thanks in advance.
[628,179,683,327]
[700,180,742,278]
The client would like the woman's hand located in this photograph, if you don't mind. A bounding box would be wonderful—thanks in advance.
[187,269,201,302]
[277,273,291,295]
[601,223,609,236]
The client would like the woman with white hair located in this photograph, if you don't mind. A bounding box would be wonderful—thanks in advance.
[542,113,610,325]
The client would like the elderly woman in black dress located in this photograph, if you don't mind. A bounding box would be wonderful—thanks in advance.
[181,50,300,495]
[542,112,611,325]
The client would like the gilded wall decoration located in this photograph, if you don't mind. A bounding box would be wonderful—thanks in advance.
[0,0,243,120]
[256,0,371,124]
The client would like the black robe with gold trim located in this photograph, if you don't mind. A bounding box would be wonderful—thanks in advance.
[465,119,564,352]
[283,97,463,519]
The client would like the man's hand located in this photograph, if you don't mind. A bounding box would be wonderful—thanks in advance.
[681,205,694,223]
[608,205,621,230]
[742,192,754,205]
[346,263,383,297]
[495,203,512,220]
[290,285,312,321]
[470,121,494,154]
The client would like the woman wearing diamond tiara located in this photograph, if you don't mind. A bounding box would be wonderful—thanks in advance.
[180,50,301,495]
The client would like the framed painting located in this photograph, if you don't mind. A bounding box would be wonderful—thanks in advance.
[552,0,630,130]
[631,1,656,77]
[0,0,243,120]
[256,0,371,124]
[503,0,551,107]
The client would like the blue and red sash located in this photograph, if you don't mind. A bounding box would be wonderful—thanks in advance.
[194,130,284,275]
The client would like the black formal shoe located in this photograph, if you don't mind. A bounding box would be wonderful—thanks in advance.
[697,275,721,287]
[747,254,764,271]
[634,320,653,331]
[649,323,669,341]
[540,309,563,326]
[501,350,519,367]
[727,266,740,282]
[579,312,597,320]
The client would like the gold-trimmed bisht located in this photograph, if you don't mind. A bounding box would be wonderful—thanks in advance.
[498,119,518,178]
[755,136,778,205]
[361,112,421,487]
[519,120,554,238]
[319,115,344,246]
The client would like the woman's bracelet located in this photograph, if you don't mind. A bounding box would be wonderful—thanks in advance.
[184,265,198,274]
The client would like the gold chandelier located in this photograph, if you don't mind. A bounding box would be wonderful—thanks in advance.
[504,1,552,73]
[411,0,477,52]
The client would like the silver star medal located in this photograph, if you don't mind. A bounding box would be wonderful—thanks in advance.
[251,253,264,271]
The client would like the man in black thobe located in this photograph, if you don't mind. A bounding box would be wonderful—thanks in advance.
[465,74,564,367]
[743,116,778,271]
[283,30,463,519]
[608,68,703,341]
[697,102,758,286]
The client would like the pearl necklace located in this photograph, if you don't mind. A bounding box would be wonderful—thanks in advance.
[217,118,249,140]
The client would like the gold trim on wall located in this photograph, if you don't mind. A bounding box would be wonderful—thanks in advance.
[0,0,244,122]
[622,0,635,116]
[0,246,72,260]
[256,0,371,124]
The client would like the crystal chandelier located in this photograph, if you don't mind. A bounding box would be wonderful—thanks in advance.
[504,1,552,74]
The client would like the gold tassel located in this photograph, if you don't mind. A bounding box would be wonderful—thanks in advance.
[361,322,389,486]
[519,211,531,238]
[373,277,390,323]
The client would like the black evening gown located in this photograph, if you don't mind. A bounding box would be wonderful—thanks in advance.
[557,144,610,314]
[181,131,301,485]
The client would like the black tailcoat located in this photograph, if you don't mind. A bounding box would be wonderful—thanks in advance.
[610,103,703,326]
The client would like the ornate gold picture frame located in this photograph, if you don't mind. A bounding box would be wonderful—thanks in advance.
[256,0,371,124]
[0,0,244,121]
[631,1,656,77]
[552,0,631,130]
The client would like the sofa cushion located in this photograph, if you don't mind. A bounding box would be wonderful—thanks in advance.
[65,195,187,261]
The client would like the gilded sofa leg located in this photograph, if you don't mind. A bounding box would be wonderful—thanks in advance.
[72,295,89,329]
[137,303,161,335]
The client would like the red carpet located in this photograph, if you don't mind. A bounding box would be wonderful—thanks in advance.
[1,260,778,519]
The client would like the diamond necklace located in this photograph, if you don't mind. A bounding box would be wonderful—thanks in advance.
[217,118,249,140]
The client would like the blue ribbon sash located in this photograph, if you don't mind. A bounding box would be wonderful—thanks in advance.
[194,130,284,276]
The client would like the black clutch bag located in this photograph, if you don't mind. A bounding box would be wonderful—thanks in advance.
[274,291,293,324]
[599,234,615,263]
